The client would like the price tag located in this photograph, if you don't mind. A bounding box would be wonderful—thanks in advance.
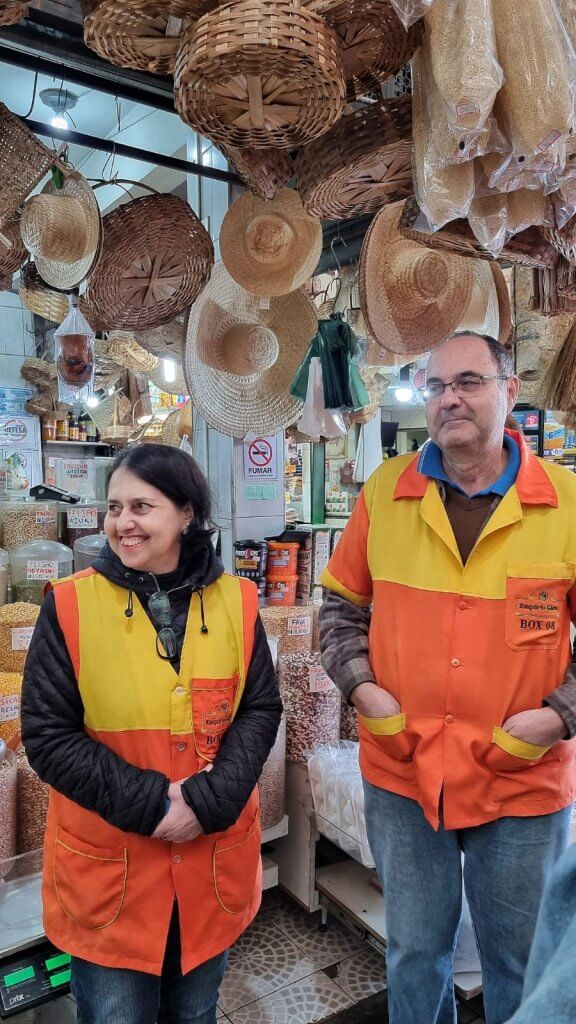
[11,626,34,652]
[67,507,98,530]
[309,664,334,693]
[287,615,311,637]
[0,693,19,723]
[26,560,58,581]
[35,511,57,526]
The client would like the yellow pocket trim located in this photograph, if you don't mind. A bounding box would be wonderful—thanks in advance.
[492,726,549,761]
[506,560,575,582]
[361,712,406,736]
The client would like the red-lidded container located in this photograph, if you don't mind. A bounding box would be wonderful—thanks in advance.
[265,577,298,606]
[266,541,299,578]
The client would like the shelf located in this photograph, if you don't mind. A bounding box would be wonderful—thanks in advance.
[262,855,279,891]
[261,814,289,845]
[43,441,110,448]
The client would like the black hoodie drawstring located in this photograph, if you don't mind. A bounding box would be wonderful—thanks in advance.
[199,587,208,635]
[124,590,134,619]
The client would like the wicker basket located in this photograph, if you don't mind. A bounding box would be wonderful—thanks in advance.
[86,194,213,331]
[220,144,293,200]
[104,332,159,375]
[20,358,58,387]
[82,0,213,75]
[0,3,27,26]
[0,103,65,227]
[18,262,106,329]
[295,96,412,219]
[327,0,422,102]
[134,316,186,359]
[174,0,346,150]
[0,218,27,278]
[399,198,560,270]
[545,224,576,266]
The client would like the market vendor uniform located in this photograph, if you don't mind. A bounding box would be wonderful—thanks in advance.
[42,569,261,975]
[322,430,576,830]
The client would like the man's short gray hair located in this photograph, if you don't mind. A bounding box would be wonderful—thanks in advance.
[443,332,515,378]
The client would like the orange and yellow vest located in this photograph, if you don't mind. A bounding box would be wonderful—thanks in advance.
[323,431,576,830]
[42,569,261,975]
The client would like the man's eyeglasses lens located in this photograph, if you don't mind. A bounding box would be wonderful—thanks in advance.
[419,375,504,402]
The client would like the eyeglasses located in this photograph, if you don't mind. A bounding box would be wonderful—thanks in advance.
[418,374,511,403]
[148,590,178,661]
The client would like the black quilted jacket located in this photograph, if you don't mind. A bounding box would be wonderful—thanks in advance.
[21,541,282,837]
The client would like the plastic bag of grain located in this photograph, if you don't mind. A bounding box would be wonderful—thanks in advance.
[0,603,39,674]
[259,713,287,831]
[260,604,314,657]
[0,743,17,866]
[16,746,49,854]
[279,651,341,762]
[0,673,23,743]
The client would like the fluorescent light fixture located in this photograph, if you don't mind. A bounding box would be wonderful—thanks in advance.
[163,358,176,383]
[394,387,413,403]
[86,395,100,408]
[51,114,68,131]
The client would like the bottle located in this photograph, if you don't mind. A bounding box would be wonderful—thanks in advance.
[69,414,79,442]
[78,414,87,443]
[86,417,97,443]
[56,415,69,441]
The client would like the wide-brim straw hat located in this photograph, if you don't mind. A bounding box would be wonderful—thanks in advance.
[455,261,512,347]
[21,171,101,290]
[220,188,322,297]
[359,200,474,356]
[184,263,317,437]
[0,217,27,278]
[135,316,186,359]
[295,97,412,221]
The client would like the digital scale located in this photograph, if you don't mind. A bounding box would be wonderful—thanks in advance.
[0,944,70,1019]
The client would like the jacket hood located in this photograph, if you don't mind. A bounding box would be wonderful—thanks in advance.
[92,538,224,596]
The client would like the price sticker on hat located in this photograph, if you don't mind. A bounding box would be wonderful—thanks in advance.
[67,507,98,530]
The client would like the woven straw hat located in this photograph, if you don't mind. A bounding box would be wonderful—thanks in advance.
[456,261,512,346]
[135,316,186,359]
[161,400,193,445]
[220,189,322,297]
[104,332,159,375]
[20,171,101,290]
[360,201,474,356]
[184,263,317,437]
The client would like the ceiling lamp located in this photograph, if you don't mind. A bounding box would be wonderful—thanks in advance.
[39,87,79,131]
[394,364,413,404]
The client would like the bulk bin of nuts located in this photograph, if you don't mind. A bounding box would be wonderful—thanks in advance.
[9,540,73,605]
[0,499,59,551]
[279,652,341,763]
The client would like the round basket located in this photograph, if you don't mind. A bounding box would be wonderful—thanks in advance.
[0,3,27,25]
[0,103,65,228]
[220,144,294,200]
[19,262,106,329]
[174,0,346,150]
[327,0,422,102]
[134,316,186,359]
[24,391,69,417]
[82,0,213,75]
[295,96,412,219]
[105,332,159,375]
[86,194,214,331]
[0,217,27,278]
[20,358,57,387]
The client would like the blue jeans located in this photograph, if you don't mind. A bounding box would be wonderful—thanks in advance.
[363,783,571,1024]
[71,904,227,1024]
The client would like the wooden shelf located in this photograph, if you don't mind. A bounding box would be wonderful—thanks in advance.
[43,441,110,448]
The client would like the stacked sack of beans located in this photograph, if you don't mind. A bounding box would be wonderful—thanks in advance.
[279,651,341,762]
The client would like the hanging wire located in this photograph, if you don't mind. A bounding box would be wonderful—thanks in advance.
[20,71,39,119]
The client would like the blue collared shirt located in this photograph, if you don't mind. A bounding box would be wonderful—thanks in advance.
[418,434,521,498]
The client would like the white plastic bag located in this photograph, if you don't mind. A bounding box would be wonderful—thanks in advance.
[297,357,347,440]
[54,295,95,403]
[390,0,436,27]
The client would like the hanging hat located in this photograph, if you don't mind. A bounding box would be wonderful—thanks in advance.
[104,331,159,375]
[20,171,101,291]
[220,189,322,298]
[455,261,512,346]
[135,316,186,359]
[183,262,317,437]
[359,200,474,356]
[162,400,193,445]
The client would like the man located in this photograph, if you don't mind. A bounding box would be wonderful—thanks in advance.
[319,333,576,1024]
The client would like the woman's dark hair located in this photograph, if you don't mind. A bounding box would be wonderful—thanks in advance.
[108,444,214,551]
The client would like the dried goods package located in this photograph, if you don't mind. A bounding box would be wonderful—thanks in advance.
[0,673,23,742]
[259,713,286,831]
[0,746,17,865]
[16,747,50,854]
[279,651,341,762]
[307,742,374,867]
[0,603,39,674]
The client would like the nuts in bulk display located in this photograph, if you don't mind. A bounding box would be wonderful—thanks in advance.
[0,603,39,674]
[340,697,359,742]
[16,746,50,855]
[279,651,341,762]
[260,604,314,657]
[258,713,287,831]
[0,499,59,550]
[60,500,107,547]
[0,741,17,864]
[9,539,73,604]
[0,674,23,742]
[0,548,8,606]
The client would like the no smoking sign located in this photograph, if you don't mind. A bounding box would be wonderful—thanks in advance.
[243,435,278,479]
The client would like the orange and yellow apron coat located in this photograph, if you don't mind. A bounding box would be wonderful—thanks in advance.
[42,569,261,975]
[322,431,576,830]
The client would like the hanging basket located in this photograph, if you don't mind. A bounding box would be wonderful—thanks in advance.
[99,396,133,446]
[19,262,106,329]
[295,96,412,220]
[174,0,346,150]
[0,103,66,227]
[0,217,27,278]
[0,2,28,25]
[20,358,58,387]
[220,144,294,201]
[134,316,186,359]
[104,331,159,375]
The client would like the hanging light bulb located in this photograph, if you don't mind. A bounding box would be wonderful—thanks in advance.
[163,359,176,383]
[51,114,68,131]
[394,364,413,404]
[86,395,100,408]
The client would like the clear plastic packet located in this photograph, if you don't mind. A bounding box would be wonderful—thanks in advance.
[468,190,508,256]
[550,189,576,230]
[55,295,95,403]
[389,0,436,28]
[506,187,552,238]
[490,0,576,187]
[424,0,503,145]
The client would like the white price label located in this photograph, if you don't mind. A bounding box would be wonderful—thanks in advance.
[309,664,334,693]
[0,693,19,723]
[11,626,34,652]
[26,559,58,581]
[35,511,57,526]
[287,615,311,637]
[67,507,98,530]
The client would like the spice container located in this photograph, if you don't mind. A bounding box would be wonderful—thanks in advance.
[260,603,314,657]
[60,501,107,547]
[279,651,341,763]
[55,414,69,441]
[74,532,106,572]
[41,415,57,442]
[266,541,300,578]
[0,742,17,864]
[0,673,23,742]
[0,548,8,607]
[10,540,73,605]
[265,577,298,606]
[259,713,286,831]
[0,604,40,674]
[1,499,59,551]
[16,747,49,855]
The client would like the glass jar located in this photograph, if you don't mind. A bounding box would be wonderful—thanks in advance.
[41,415,57,442]
[55,416,69,442]
[9,539,73,605]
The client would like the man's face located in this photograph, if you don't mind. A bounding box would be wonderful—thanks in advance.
[424,336,519,454]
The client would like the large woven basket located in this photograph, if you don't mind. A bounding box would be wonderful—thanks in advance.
[174,0,346,150]
[399,198,560,270]
[295,96,412,219]
[82,0,213,75]
[105,332,159,375]
[0,217,27,278]
[19,262,106,329]
[20,358,58,387]
[0,104,66,227]
[86,194,214,331]
[220,144,293,200]
[325,0,422,102]
[0,2,27,25]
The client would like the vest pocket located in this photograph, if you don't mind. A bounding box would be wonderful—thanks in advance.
[504,562,574,652]
[485,725,550,772]
[191,677,238,761]
[53,826,127,930]
[213,816,261,915]
[360,713,415,761]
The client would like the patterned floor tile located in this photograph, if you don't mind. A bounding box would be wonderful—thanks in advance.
[326,947,386,1002]
[219,915,323,1013]
[262,899,367,967]
[227,970,353,1024]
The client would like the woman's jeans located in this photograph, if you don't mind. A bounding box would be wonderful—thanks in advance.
[363,782,571,1024]
[71,904,227,1024]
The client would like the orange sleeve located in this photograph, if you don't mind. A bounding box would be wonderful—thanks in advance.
[321,489,373,606]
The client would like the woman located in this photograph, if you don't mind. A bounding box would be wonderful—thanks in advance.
[22,444,282,1024]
